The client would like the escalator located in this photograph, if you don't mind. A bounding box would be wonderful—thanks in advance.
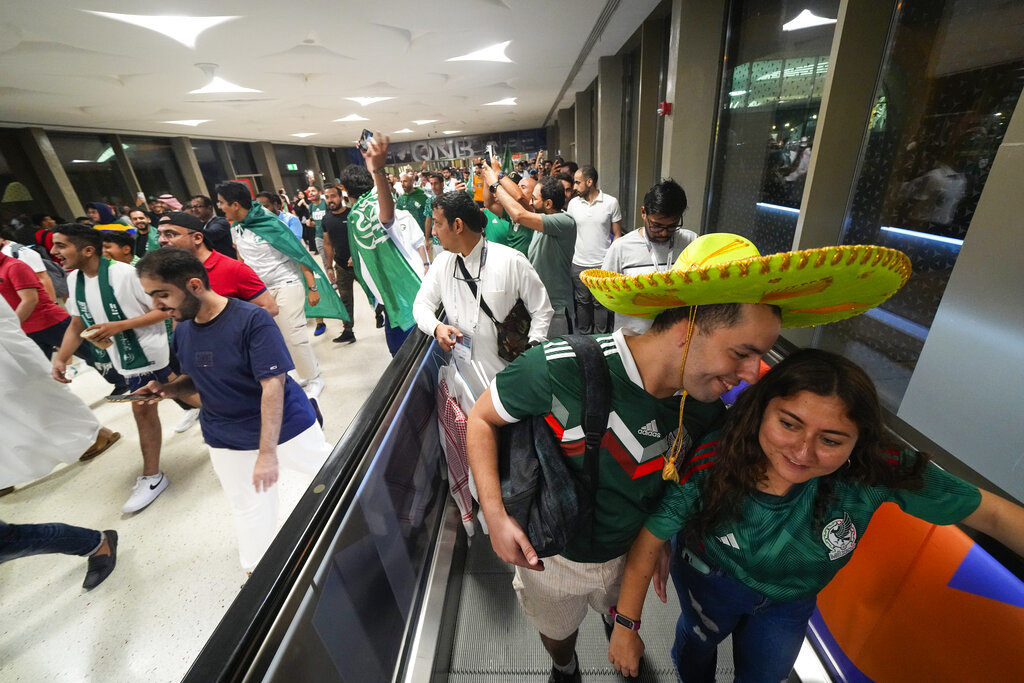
[183,333,1024,682]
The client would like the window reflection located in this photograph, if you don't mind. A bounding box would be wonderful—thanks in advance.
[706,0,840,255]
[817,0,1024,409]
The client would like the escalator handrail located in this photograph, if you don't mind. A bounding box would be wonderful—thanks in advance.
[183,330,431,683]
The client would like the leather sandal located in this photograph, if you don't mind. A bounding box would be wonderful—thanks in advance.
[79,431,121,462]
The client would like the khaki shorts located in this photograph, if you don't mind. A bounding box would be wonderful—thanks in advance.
[512,553,627,641]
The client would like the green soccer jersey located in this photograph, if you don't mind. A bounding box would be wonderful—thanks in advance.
[645,436,983,602]
[396,187,428,231]
[505,220,533,255]
[309,199,328,239]
[483,209,511,245]
[492,332,725,563]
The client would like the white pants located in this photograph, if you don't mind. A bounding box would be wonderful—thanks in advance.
[207,421,331,571]
[269,282,321,382]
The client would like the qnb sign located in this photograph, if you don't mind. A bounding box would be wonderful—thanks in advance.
[385,129,546,164]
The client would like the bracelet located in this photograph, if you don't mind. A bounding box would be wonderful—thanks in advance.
[309,285,318,291]
[422,262,430,266]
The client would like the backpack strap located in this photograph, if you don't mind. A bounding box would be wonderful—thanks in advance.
[561,335,611,518]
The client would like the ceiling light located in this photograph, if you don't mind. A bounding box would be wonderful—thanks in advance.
[333,114,369,122]
[165,119,210,126]
[346,97,394,106]
[393,128,414,134]
[782,9,837,31]
[83,11,238,49]
[483,97,517,106]
[729,90,748,96]
[191,76,261,94]
[412,119,437,125]
[448,41,512,63]
[291,133,316,138]
[442,130,462,134]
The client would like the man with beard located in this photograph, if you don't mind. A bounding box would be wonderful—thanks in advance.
[395,171,428,232]
[129,209,160,256]
[321,184,356,344]
[601,180,696,333]
[134,247,330,573]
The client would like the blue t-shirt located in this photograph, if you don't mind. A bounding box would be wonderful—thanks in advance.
[172,298,315,450]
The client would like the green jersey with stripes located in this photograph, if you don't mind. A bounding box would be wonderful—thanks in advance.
[645,435,982,602]
[491,331,726,563]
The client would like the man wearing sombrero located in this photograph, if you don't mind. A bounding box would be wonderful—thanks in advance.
[466,232,910,682]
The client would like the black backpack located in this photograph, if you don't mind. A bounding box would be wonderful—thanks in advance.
[498,335,611,558]
[11,242,69,299]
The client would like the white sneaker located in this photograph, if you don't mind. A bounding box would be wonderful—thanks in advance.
[174,408,200,433]
[304,376,325,399]
[122,473,169,513]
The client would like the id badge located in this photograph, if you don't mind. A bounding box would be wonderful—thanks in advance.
[453,333,473,363]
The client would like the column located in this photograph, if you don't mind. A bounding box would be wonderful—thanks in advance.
[596,55,624,210]
[170,137,206,197]
[16,127,84,220]
[574,87,594,167]
[250,141,285,194]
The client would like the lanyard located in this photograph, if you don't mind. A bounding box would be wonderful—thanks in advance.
[454,240,488,331]
[641,228,671,272]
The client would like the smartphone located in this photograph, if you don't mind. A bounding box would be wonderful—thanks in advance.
[484,143,496,165]
[357,129,373,152]
[106,393,153,403]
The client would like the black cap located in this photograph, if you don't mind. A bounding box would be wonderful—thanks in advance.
[164,211,204,232]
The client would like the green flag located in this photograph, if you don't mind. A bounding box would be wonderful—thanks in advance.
[237,202,349,321]
[347,189,421,332]
[501,144,514,174]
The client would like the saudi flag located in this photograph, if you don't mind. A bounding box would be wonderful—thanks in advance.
[501,144,514,174]
[237,202,349,320]
[347,190,422,332]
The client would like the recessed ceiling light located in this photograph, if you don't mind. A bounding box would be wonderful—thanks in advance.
[782,9,837,31]
[442,130,462,135]
[346,97,394,106]
[190,76,261,94]
[393,128,414,134]
[483,98,517,106]
[164,119,210,126]
[333,114,369,122]
[291,133,316,138]
[83,11,238,49]
[447,41,512,63]
[412,119,437,125]
[71,159,93,163]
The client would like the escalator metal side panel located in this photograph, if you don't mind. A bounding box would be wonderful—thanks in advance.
[183,331,431,683]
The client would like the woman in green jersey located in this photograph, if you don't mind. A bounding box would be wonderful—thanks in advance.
[607,348,1024,681]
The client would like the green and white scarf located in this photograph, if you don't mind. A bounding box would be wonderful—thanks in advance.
[75,259,151,370]
[236,202,349,321]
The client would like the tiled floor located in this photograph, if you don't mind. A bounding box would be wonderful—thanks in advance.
[0,286,396,681]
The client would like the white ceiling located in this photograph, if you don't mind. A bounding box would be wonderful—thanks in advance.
[0,0,662,147]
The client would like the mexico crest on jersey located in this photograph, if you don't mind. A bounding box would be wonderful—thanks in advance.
[822,513,857,560]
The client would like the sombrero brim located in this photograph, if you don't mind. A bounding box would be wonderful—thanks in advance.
[581,244,911,328]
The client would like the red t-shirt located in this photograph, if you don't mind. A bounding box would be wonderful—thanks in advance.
[203,249,268,301]
[0,253,69,333]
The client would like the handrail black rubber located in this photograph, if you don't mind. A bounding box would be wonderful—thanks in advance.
[183,330,431,683]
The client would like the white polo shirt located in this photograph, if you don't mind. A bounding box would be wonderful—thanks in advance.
[566,191,623,267]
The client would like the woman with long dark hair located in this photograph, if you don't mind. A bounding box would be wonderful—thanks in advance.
[608,348,1024,681]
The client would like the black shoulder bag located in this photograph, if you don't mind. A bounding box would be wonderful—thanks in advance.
[456,254,532,362]
[498,335,611,558]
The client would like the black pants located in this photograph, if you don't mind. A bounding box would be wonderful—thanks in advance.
[333,262,355,331]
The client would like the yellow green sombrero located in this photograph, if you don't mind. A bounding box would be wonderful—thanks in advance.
[581,233,911,328]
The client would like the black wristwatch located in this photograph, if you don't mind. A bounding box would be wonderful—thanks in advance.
[489,182,500,193]
[610,606,641,631]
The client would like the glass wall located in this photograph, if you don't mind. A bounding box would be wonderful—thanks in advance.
[191,139,230,199]
[49,132,133,213]
[273,143,310,194]
[705,0,840,254]
[0,130,51,231]
[813,0,1024,409]
[121,135,188,203]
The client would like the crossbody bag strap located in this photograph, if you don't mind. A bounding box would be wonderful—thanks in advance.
[455,254,499,325]
[562,334,611,521]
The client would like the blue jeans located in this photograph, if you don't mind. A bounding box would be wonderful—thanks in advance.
[0,520,102,564]
[383,310,413,357]
[669,540,816,683]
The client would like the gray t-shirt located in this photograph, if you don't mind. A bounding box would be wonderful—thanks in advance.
[527,211,576,317]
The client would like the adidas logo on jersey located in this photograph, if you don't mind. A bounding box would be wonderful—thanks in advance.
[637,420,661,438]
[717,533,740,549]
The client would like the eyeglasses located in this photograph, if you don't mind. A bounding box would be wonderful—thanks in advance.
[644,216,681,232]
